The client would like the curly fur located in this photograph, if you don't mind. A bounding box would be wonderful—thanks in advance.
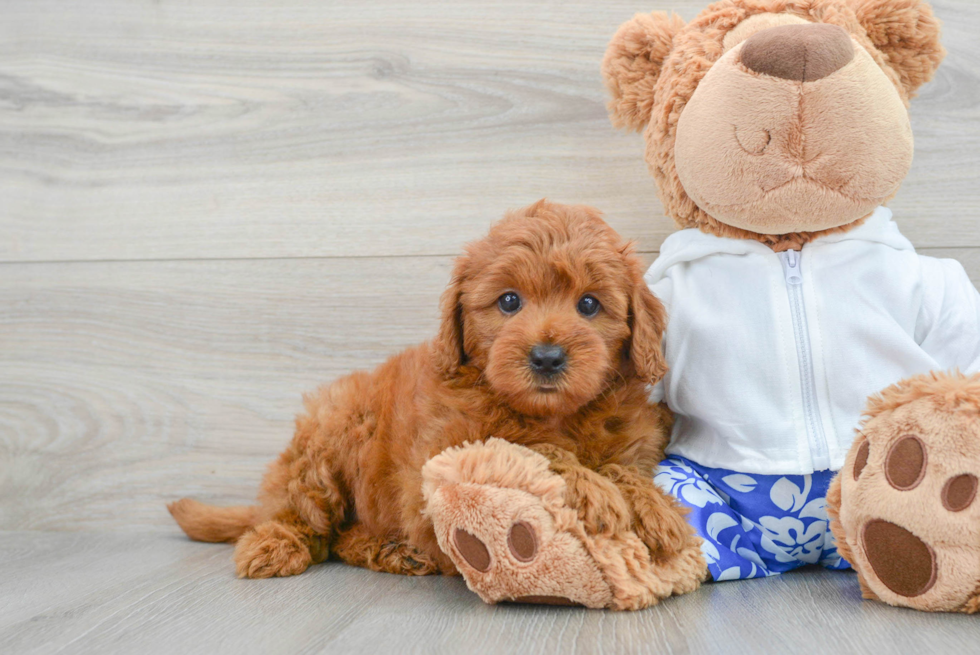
[169,200,676,579]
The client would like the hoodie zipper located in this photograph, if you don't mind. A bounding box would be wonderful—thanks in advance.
[779,249,830,471]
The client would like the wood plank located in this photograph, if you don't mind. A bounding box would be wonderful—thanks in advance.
[0,256,450,531]
[1,532,979,655]
[1,0,978,263]
[1,248,978,532]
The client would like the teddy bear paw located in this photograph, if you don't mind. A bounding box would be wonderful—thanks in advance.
[421,439,614,608]
[831,372,980,612]
[442,492,613,607]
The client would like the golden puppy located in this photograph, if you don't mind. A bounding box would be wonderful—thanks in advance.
[169,200,686,578]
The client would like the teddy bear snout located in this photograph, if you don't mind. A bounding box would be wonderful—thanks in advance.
[741,23,854,83]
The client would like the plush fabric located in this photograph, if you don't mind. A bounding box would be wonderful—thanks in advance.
[601,0,945,250]
[422,439,707,610]
[739,23,855,81]
[722,11,811,50]
[604,0,980,613]
[827,372,980,613]
[673,37,912,235]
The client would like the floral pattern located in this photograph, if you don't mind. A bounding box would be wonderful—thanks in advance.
[655,456,850,581]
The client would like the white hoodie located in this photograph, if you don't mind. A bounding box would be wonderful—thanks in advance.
[646,207,980,475]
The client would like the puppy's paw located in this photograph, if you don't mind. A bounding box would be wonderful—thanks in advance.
[832,372,980,613]
[550,462,633,536]
[599,463,699,561]
[524,443,632,536]
[234,521,312,579]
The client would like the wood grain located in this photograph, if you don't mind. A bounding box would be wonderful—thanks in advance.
[0,0,978,263]
[2,249,979,532]
[0,255,450,530]
[2,0,979,650]
[1,532,979,655]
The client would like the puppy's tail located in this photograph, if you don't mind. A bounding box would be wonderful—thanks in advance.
[167,498,257,543]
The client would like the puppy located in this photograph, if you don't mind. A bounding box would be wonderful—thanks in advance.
[169,200,681,578]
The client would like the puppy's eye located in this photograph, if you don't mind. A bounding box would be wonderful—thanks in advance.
[577,295,600,317]
[498,292,522,315]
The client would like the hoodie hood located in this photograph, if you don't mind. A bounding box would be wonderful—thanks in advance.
[645,206,912,285]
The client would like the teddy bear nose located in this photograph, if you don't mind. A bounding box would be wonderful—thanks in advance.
[740,23,854,82]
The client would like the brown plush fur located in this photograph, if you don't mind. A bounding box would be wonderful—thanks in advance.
[602,0,945,250]
[672,18,914,237]
[421,438,706,609]
[827,371,980,612]
[169,200,679,579]
[863,370,980,418]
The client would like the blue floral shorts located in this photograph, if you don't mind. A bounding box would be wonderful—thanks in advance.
[654,456,851,581]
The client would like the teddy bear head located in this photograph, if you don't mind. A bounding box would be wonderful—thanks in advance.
[602,0,945,249]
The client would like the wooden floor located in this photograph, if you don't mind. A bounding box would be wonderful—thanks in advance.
[2,532,979,655]
[1,0,979,652]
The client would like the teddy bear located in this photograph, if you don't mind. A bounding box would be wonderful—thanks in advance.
[598,0,980,613]
[422,0,980,613]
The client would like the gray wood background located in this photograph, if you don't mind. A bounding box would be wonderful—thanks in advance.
[0,0,980,531]
[2,0,978,534]
[1,1,979,652]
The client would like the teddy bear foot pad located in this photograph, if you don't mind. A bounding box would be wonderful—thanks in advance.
[830,372,980,613]
[421,438,706,610]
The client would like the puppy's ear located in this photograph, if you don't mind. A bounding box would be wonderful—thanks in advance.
[602,11,685,132]
[433,259,467,377]
[851,0,945,97]
[625,255,668,385]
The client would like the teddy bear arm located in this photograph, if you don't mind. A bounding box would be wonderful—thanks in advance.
[915,255,980,374]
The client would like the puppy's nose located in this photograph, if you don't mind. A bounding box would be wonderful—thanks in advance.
[529,344,567,377]
[740,23,854,82]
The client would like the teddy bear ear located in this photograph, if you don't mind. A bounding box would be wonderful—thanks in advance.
[602,11,685,132]
[850,0,946,97]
